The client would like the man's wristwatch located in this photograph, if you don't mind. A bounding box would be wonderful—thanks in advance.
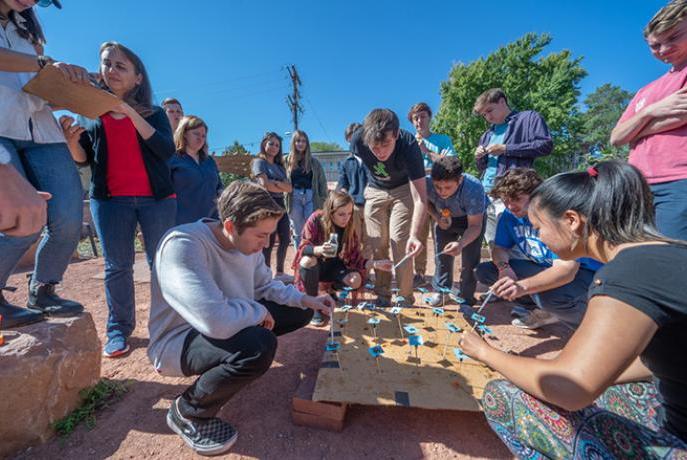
[0,146,11,165]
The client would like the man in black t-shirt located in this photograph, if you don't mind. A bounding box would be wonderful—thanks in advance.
[350,109,428,304]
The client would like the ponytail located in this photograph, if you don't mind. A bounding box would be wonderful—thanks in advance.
[530,161,681,246]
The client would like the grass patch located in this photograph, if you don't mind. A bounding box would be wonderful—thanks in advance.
[53,378,130,437]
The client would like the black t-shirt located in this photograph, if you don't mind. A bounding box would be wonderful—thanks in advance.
[291,166,313,190]
[350,128,424,190]
[588,244,687,441]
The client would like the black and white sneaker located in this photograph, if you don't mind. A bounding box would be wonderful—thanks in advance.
[167,397,238,456]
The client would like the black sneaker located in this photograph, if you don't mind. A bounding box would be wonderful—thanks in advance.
[0,289,44,328]
[167,397,238,456]
[413,274,427,288]
[27,282,84,317]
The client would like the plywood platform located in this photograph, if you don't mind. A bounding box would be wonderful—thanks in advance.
[312,300,501,412]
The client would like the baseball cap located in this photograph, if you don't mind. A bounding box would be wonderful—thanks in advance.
[37,0,62,9]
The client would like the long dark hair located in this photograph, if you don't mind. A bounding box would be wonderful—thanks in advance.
[257,132,284,166]
[0,8,47,50]
[99,41,154,116]
[530,160,683,246]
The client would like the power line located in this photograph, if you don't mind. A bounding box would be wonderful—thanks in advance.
[304,95,332,141]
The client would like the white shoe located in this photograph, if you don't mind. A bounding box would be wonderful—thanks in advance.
[511,309,559,329]
[424,293,442,307]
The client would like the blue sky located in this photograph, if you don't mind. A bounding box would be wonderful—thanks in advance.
[41,0,667,152]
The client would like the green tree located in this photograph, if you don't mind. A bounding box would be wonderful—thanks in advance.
[310,141,343,152]
[221,140,249,155]
[433,33,587,177]
[580,83,634,165]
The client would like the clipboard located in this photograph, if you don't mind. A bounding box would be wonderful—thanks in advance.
[22,65,121,119]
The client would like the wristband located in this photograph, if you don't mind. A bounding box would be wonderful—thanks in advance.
[36,55,54,69]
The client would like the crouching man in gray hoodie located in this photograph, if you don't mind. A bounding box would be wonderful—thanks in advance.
[148,180,333,456]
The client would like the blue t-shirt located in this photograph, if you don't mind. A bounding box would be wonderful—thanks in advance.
[426,173,487,218]
[420,133,455,170]
[481,123,508,192]
[495,210,601,271]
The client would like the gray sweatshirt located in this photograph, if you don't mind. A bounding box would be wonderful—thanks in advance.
[147,220,305,376]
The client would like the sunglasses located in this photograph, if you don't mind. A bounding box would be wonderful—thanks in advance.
[37,0,62,8]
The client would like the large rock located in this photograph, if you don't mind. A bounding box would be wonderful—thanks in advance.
[0,313,101,458]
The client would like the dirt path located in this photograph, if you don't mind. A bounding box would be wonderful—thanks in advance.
[8,247,570,459]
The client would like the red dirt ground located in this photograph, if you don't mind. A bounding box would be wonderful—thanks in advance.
[8,245,571,460]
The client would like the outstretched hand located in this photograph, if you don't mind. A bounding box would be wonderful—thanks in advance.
[406,236,424,257]
[459,330,491,362]
[302,294,335,315]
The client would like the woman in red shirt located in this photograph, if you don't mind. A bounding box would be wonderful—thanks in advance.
[62,42,176,358]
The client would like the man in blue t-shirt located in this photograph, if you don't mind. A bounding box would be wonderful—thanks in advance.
[475,168,601,329]
[408,102,457,287]
[473,89,553,257]
[424,157,487,306]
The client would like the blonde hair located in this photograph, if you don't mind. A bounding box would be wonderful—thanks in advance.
[645,0,687,37]
[286,130,312,175]
[321,191,357,254]
[174,115,209,161]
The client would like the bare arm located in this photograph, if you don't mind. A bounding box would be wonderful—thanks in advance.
[462,296,658,411]
[614,357,652,384]
[409,176,428,240]
[254,173,290,193]
[520,259,579,294]
[0,47,40,72]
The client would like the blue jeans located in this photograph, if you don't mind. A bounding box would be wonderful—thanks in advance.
[0,137,83,289]
[91,196,176,341]
[290,188,314,246]
[475,259,595,328]
[651,179,687,241]
[432,216,485,304]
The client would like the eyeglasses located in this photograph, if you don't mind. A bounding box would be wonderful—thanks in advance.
[37,0,58,7]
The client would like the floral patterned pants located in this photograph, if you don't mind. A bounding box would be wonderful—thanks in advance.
[483,379,687,459]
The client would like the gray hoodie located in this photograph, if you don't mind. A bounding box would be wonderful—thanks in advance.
[147,219,305,376]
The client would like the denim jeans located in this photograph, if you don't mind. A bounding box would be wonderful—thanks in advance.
[289,188,314,246]
[91,196,176,341]
[0,137,83,289]
[475,259,595,328]
[263,197,290,273]
[432,216,485,304]
[651,179,687,241]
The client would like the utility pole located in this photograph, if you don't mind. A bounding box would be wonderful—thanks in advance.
[286,65,304,131]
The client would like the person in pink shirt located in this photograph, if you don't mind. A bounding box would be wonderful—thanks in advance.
[611,0,687,240]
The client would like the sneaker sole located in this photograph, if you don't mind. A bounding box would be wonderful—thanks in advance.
[103,344,130,358]
[166,411,238,456]
[511,318,559,330]
[26,307,84,318]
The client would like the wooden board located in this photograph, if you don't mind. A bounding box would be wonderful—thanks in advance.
[312,301,500,412]
[23,66,120,119]
[292,371,347,432]
[215,153,253,177]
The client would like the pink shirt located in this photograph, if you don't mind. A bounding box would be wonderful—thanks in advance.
[618,66,687,184]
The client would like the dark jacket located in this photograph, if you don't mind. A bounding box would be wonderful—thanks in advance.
[78,107,176,200]
[476,110,553,177]
[336,155,368,206]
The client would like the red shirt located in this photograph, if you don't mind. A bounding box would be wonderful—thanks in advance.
[102,114,154,197]
[618,66,687,184]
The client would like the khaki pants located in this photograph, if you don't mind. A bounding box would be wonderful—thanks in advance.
[364,184,414,298]
[414,215,431,276]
